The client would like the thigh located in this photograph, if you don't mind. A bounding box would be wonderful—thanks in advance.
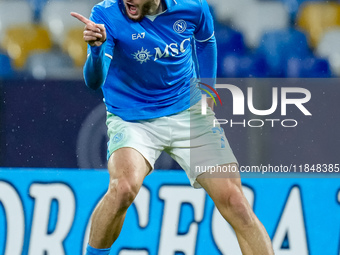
[106,112,168,171]
[108,147,151,183]
[196,163,241,192]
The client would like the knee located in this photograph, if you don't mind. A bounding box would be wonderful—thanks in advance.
[217,185,254,227]
[106,177,139,212]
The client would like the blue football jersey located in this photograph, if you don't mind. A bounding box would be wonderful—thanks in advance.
[88,0,215,121]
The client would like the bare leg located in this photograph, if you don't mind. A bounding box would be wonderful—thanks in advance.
[197,163,274,255]
[88,147,151,248]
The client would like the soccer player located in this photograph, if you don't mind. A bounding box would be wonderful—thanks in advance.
[71,0,274,254]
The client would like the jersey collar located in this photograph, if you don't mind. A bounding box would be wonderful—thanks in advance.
[163,0,177,10]
[118,0,126,15]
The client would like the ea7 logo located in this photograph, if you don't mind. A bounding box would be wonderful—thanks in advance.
[132,32,145,40]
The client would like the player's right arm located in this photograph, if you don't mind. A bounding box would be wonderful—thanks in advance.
[71,12,110,90]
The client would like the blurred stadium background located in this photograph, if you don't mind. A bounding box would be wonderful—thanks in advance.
[0,0,340,79]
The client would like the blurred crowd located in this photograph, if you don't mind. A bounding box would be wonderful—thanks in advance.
[0,0,339,80]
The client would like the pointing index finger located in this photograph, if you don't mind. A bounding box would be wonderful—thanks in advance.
[70,12,93,25]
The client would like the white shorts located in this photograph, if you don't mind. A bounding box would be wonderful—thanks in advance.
[106,101,238,188]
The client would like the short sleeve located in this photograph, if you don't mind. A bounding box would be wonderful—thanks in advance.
[87,5,115,59]
[194,0,215,42]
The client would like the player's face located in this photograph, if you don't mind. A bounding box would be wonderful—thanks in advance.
[123,0,160,21]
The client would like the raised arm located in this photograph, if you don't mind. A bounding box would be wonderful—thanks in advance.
[71,12,111,90]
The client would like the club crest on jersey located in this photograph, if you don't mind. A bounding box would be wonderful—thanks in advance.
[132,47,152,64]
[173,20,187,33]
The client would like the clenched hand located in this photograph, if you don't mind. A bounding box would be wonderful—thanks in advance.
[70,12,106,47]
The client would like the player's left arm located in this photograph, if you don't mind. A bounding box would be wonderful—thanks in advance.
[196,37,217,110]
[194,0,217,111]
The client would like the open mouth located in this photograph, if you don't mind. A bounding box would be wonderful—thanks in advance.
[126,2,138,15]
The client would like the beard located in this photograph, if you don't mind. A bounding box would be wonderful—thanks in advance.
[126,0,158,22]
